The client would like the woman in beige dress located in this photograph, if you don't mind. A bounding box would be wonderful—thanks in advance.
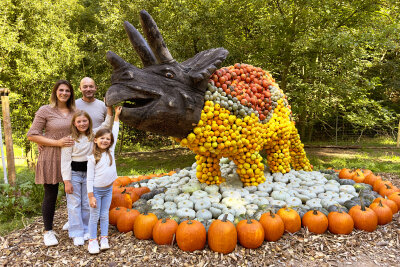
[27,80,76,246]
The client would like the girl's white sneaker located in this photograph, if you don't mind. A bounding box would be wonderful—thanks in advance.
[43,231,58,246]
[88,239,100,254]
[100,237,110,250]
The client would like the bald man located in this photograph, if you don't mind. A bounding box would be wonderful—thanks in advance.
[75,77,107,128]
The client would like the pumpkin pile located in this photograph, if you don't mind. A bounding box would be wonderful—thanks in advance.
[177,64,312,186]
[110,166,399,254]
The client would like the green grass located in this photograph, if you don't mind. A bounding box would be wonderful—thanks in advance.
[303,136,397,147]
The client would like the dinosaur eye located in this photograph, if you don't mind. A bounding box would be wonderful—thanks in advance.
[165,72,174,79]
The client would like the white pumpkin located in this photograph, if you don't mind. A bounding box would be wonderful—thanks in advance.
[176,208,196,219]
[194,199,212,211]
[196,209,213,220]
[177,200,194,209]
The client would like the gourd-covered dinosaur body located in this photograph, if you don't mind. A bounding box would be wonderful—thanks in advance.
[106,10,312,187]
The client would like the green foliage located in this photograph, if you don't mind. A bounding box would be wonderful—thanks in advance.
[1,0,399,148]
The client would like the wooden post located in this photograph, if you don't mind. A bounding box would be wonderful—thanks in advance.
[397,120,400,148]
[0,88,16,185]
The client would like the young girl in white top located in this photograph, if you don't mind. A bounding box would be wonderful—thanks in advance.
[87,106,121,254]
[61,107,113,246]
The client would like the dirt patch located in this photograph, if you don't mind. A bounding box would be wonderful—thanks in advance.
[1,174,399,267]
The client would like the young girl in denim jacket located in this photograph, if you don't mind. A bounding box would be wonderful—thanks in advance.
[61,107,113,246]
[87,106,121,254]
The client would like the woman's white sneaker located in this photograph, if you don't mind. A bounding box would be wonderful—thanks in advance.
[43,231,58,246]
[73,236,84,246]
[88,239,100,254]
[62,222,69,231]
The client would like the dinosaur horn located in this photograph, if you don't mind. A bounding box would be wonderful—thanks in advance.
[106,51,127,69]
[139,10,174,64]
[123,21,157,67]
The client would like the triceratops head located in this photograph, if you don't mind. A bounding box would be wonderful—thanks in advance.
[106,10,228,138]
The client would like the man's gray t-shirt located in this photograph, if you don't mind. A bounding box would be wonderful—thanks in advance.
[75,98,107,128]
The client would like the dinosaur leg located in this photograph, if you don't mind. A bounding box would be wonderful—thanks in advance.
[289,122,312,171]
[231,151,265,186]
[195,154,223,185]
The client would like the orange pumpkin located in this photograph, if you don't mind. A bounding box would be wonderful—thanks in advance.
[360,169,373,177]
[277,207,301,233]
[363,174,381,186]
[372,197,398,214]
[302,210,328,234]
[369,200,393,225]
[133,213,158,240]
[176,219,206,252]
[110,190,132,210]
[152,218,178,245]
[207,214,237,254]
[388,192,400,209]
[328,211,354,235]
[372,179,392,193]
[339,168,353,179]
[259,211,285,242]
[351,170,365,183]
[113,176,132,187]
[348,199,378,232]
[236,218,264,249]
[109,206,127,225]
[116,209,140,233]
[127,183,151,197]
[379,184,400,198]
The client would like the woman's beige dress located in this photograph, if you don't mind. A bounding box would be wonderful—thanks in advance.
[27,105,74,184]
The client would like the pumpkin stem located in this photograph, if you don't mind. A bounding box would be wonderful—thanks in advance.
[162,217,167,223]
[385,184,391,189]
[378,200,384,207]
[246,217,252,224]
[359,197,366,211]
[121,188,127,194]
[312,210,318,215]
[222,214,228,222]
[187,218,193,224]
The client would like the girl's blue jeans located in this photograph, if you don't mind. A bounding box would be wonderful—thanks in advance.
[88,185,113,239]
[67,171,90,238]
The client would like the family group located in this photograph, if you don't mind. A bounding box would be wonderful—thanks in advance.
[27,78,122,254]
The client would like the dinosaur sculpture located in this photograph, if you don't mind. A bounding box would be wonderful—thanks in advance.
[106,10,312,187]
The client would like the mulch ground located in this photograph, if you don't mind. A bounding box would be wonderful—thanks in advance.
[1,173,399,267]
